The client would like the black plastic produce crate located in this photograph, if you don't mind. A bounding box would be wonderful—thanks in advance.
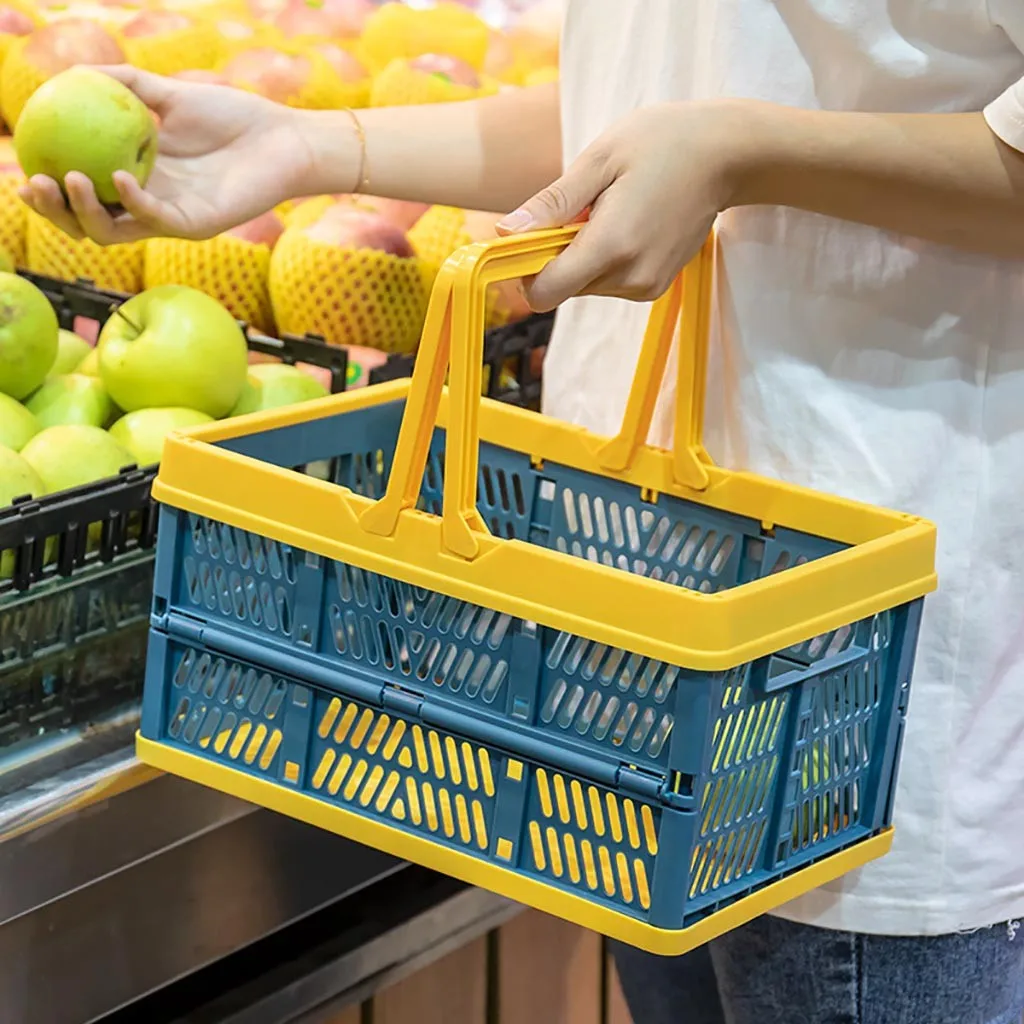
[0,272,553,756]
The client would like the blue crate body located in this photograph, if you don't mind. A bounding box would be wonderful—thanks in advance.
[142,399,923,932]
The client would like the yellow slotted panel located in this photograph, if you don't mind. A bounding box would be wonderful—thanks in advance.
[412,726,429,773]
[228,720,252,760]
[545,827,564,878]
[244,723,268,765]
[214,724,233,755]
[529,821,546,870]
[455,793,472,844]
[406,778,423,826]
[399,748,414,770]
[598,846,616,897]
[588,788,606,836]
[422,782,439,832]
[537,769,553,819]
[350,709,376,750]
[634,859,652,910]
[581,840,599,891]
[623,799,641,850]
[328,753,354,797]
[429,731,446,780]
[376,771,402,813]
[606,794,624,844]
[258,729,282,770]
[392,798,407,821]
[366,714,391,756]
[439,788,455,838]
[471,800,488,849]
[478,749,495,796]
[461,742,479,791]
[563,833,581,885]
[312,749,337,790]
[445,736,463,785]
[641,804,659,855]
[616,852,634,904]
[570,780,588,831]
[343,760,369,801]
[334,704,359,745]
[553,774,571,825]
[383,720,407,761]
[319,698,342,738]
[359,765,386,807]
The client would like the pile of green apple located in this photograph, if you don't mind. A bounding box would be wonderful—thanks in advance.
[0,271,331,515]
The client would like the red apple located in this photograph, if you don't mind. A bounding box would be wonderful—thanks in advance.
[0,6,34,37]
[223,47,312,104]
[122,10,194,37]
[303,206,414,258]
[21,20,125,76]
[336,194,428,232]
[213,15,257,42]
[408,53,480,89]
[226,210,285,248]
[313,41,366,82]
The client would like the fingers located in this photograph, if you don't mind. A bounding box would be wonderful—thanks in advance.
[496,145,613,234]
[18,176,85,240]
[93,64,176,114]
[62,172,158,245]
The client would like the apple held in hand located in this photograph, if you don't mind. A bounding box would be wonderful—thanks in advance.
[20,423,133,493]
[0,271,58,400]
[98,286,248,418]
[230,361,328,416]
[109,406,213,466]
[26,372,113,428]
[15,66,157,207]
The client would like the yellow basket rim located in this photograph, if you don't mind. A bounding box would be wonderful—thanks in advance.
[152,379,937,672]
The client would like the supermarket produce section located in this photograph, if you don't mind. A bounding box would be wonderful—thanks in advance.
[0,0,561,1018]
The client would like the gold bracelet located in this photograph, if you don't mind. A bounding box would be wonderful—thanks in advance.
[343,107,369,194]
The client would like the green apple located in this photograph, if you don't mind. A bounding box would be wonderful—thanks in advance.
[0,272,59,400]
[98,286,248,418]
[13,66,157,207]
[77,347,100,377]
[26,373,115,429]
[48,330,93,378]
[21,424,134,494]
[0,444,46,577]
[0,393,40,451]
[230,362,329,417]
[109,406,213,467]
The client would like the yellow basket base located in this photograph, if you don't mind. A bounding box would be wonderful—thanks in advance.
[137,732,894,956]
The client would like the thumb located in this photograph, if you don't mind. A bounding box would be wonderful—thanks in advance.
[95,65,175,113]
[496,153,610,234]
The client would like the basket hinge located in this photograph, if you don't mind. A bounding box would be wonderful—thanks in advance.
[381,685,424,719]
[162,610,207,646]
[616,764,667,802]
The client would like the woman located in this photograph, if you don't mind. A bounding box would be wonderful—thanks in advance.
[22,3,1024,1021]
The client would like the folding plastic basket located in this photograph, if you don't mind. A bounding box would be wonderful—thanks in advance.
[137,227,937,955]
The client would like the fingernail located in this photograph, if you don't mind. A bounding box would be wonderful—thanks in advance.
[496,208,534,233]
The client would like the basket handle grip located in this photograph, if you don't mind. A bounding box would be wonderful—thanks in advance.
[359,226,715,559]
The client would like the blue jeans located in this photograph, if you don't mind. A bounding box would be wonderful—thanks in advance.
[612,915,1024,1024]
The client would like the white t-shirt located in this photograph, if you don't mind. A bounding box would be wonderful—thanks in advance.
[547,0,1024,937]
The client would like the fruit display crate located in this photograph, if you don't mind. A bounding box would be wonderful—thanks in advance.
[0,271,553,758]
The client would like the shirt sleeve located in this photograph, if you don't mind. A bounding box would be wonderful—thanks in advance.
[985,79,1024,152]
[987,0,1024,151]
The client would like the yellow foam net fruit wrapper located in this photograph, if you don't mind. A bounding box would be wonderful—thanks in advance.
[275,194,336,230]
[27,212,144,293]
[269,227,428,354]
[1,36,48,127]
[408,205,516,329]
[369,58,499,107]
[0,139,26,266]
[0,1,40,76]
[357,1,490,73]
[123,19,226,76]
[145,235,275,334]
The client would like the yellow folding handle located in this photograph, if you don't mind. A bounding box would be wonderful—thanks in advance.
[360,226,716,559]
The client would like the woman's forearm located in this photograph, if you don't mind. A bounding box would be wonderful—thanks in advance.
[297,83,562,213]
[728,101,1024,258]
